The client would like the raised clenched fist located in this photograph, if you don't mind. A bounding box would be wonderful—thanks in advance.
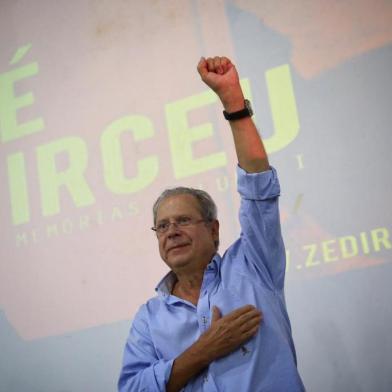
[197,56,244,111]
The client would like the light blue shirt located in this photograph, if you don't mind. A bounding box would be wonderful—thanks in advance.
[118,166,305,391]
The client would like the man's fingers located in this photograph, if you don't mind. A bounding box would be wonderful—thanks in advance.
[212,306,222,323]
[237,308,263,324]
[207,57,215,73]
[225,305,259,320]
[239,314,262,335]
[202,56,232,74]
[197,56,235,91]
[213,56,222,74]
[223,305,262,331]
[203,304,262,359]
[243,324,260,340]
[220,56,232,74]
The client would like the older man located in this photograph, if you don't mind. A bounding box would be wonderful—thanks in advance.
[118,56,305,391]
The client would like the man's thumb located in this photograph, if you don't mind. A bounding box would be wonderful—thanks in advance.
[197,57,208,79]
[212,305,221,323]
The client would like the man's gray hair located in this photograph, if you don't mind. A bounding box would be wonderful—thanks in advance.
[153,187,217,224]
[152,187,219,248]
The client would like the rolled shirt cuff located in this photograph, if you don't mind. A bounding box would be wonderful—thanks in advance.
[236,165,280,200]
[154,358,175,391]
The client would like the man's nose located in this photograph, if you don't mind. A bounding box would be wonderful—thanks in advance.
[166,222,181,236]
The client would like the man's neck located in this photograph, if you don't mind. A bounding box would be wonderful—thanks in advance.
[171,270,204,306]
[170,251,217,304]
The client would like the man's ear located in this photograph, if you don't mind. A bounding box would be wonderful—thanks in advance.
[211,219,220,242]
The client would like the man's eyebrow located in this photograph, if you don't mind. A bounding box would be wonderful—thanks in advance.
[156,214,192,222]
[156,218,169,224]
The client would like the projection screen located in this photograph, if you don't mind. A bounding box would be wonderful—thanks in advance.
[0,1,391,391]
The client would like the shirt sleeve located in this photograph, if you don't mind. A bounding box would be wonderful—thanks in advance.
[236,165,286,290]
[118,305,174,392]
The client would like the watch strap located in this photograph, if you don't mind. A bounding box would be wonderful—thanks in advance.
[223,99,253,121]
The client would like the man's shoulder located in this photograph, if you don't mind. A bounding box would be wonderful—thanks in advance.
[140,294,166,315]
[131,295,162,329]
[142,294,161,310]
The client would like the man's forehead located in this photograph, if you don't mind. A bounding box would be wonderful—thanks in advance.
[156,193,201,219]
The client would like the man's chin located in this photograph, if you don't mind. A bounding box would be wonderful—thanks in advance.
[166,254,192,270]
[168,256,189,267]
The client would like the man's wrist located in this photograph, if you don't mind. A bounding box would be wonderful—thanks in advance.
[219,87,245,112]
[188,337,214,367]
[166,340,212,392]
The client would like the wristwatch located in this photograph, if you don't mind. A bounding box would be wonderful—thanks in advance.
[223,99,253,121]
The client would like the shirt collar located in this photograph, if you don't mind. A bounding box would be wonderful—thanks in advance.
[155,253,222,299]
[155,270,176,298]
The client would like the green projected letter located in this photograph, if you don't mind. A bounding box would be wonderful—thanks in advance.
[101,115,158,194]
[7,152,30,225]
[166,90,227,179]
[264,64,299,153]
[0,62,44,142]
[37,137,95,216]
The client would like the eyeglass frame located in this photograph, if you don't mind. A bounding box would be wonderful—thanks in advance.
[151,216,211,235]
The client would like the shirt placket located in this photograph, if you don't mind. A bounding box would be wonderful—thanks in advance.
[196,263,219,391]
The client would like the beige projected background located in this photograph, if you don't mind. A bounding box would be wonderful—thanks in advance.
[1,1,392,391]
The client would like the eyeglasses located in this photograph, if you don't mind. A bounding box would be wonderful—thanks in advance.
[151,216,208,235]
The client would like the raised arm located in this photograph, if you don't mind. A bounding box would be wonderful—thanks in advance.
[197,56,269,173]
[198,56,285,290]
[165,56,267,392]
